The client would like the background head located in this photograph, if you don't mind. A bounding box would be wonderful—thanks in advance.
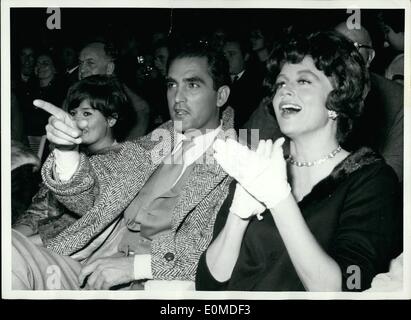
[378,10,404,51]
[334,21,375,68]
[265,31,370,143]
[78,41,118,80]
[153,39,170,77]
[34,51,57,85]
[19,45,36,78]
[223,34,250,75]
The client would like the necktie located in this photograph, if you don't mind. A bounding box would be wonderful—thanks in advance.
[123,137,194,226]
[161,137,194,186]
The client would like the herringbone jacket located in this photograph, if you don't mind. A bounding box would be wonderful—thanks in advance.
[41,107,236,281]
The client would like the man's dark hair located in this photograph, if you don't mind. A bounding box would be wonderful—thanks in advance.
[167,42,231,91]
[265,31,370,143]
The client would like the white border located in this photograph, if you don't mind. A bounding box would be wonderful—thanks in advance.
[2,0,410,300]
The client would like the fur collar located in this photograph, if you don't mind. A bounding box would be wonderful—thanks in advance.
[301,147,383,204]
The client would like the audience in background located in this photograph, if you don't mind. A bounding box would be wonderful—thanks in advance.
[223,34,265,129]
[26,51,67,138]
[335,21,404,183]
[79,41,150,139]
[378,11,405,84]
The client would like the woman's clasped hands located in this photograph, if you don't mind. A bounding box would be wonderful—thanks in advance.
[213,137,291,215]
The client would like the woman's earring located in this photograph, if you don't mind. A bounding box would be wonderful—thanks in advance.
[328,110,338,120]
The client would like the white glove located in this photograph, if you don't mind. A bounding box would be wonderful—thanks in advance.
[229,183,266,220]
[213,138,291,209]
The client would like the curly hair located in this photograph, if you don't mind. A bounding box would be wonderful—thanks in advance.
[264,31,370,143]
[64,75,128,139]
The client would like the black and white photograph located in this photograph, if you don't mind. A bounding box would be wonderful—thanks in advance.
[1,0,409,303]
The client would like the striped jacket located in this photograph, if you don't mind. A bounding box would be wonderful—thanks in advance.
[41,107,236,281]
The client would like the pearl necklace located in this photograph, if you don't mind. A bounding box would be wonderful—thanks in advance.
[287,145,342,167]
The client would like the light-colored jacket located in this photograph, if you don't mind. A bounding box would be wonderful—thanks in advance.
[41,107,236,281]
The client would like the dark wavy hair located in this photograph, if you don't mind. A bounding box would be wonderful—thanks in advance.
[264,31,370,143]
[167,42,231,91]
[64,75,128,139]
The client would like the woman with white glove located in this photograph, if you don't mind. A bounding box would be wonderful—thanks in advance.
[196,31,402,292]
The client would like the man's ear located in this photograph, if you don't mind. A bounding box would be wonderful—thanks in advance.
[216,85,230,108]
[107,61,115,75]
[244,52,250,62]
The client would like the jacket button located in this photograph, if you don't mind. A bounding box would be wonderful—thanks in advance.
[164,252,175,262]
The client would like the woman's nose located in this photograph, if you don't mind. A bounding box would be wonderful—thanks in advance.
[280,84,295,97]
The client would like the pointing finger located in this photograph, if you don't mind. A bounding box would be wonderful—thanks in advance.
[33,99,68,120]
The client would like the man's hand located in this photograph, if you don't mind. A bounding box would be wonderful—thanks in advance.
[78,256,135,290]
[33,99,85,149]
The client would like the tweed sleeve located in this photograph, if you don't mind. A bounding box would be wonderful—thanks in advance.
[41,151,100,215]
[150,179,231,281]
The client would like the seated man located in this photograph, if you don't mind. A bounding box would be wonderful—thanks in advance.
[12,43,235,290]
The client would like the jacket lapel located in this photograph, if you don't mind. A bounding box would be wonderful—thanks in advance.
[172,110,237,228]
[172,150,228,228]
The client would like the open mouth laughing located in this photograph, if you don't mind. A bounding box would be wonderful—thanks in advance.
[279,102,302,115]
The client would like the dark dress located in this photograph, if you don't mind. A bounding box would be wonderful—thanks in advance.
[196,148,402,291]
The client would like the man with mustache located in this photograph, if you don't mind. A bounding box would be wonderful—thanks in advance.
[12,43,236,290]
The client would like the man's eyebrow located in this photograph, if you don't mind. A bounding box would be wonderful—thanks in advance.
[183,76,206,84]
[165,76,175,82]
